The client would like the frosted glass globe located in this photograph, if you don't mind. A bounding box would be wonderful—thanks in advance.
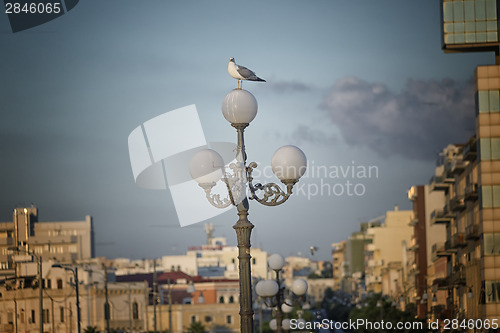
[222,89,258,124]
[269,319,277,331]
[268,253,285,271]
[189,149,224,184]
[281,302,293,313]
[256,279,279,297]
[282,319,291,330]
[291,279,308,296]
[271,145,307,182]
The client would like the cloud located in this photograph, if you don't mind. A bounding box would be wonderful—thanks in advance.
[290,125,337,146]
[266,80,315,94]
[321,76,475,160]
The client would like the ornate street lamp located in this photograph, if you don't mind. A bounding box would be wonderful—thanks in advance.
[255,254,308,333]
[190,89,307,333]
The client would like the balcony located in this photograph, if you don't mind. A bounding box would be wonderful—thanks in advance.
[465,224,480,240]
[451,233,467,248]
[463,136,477,161]
[408,216,418,227]
[464,183,479,201]
[431,243,450,262]
[449,158,467,175]
[409,236,419,251]
[429,175,453,192]
[451,265,466,286]
[432,277,450,290]
[449,196,466,212]
[409,263,419,276]
[444,240,456,252]
[430,209,453,225]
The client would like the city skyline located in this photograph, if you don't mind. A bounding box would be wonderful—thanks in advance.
[0,1,494,260]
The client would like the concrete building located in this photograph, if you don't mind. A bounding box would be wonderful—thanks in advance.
[407,182,446,319]
[364,207,413,294]
[440,0,500,321]
[0,260,148,333]
[0,206,94,280]
[331,241,345,291]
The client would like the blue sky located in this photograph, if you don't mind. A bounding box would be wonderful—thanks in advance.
[0,1,494,260]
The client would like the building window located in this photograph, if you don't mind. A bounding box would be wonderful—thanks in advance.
[132,302,139,320]
[20,310,25,324]
[484,233,500,255]
[229,296,234,304]
[226,315,232,325]
[57,279,63,289]
[43,309,49,324]
[31,310,35,324]
[204,316,212,323]
[252,258,256,265]
[191,315,196,324]
[60,307,64,323]
[486,280,500,303]
[219,296,225,303]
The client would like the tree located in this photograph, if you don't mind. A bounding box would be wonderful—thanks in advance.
[185,321,206,333]
[83,326,98,333]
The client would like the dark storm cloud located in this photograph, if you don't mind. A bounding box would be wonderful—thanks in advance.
[321,77,475,160]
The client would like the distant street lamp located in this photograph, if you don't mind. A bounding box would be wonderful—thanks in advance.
[255,254,308,333]
[8,247,43,333]
[190,89,307,333]
[52,264,81,333]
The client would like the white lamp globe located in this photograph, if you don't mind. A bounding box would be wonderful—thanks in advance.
[222,89,258,124]
[271,145,307,182]
[189,149,224,184]
[291,279,308,296]
[281,302,293,313]
[255,280,265,297]
[282,319,291,330]
[269,319,277,331]
[257,279,279,297]
[268,254,285,271]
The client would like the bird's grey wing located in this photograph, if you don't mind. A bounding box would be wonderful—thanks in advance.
[236,65,256,79]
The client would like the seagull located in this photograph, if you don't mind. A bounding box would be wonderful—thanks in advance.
[228,57,266,89]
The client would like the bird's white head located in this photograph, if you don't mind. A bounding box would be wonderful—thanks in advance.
[229,57,235,63]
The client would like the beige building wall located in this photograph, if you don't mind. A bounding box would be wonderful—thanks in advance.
[146,303,240,333]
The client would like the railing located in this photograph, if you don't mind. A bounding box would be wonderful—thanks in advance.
[465,224,480,240]
[430,209,453,225]
[451,233,466,248]
[452,265,466,285]
[464,183,478,201]
[429,175,453,192]
[450,196,466,212]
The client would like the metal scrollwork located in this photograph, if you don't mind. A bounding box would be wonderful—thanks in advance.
[247,162,294,206]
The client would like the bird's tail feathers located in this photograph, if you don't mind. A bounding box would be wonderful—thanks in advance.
[248,76,266,82]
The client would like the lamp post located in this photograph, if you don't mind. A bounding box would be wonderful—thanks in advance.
[255,254,308,333]
[52,264,81,333]
[8,247,43,333]
[190,89,307,333]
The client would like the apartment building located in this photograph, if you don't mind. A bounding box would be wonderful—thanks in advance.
[0,206,94,280]
[407,182,447,319]
[364,207,413,294]
[440,0,500,321]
